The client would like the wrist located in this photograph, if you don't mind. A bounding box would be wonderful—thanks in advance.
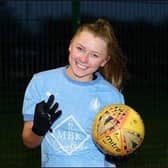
[32,125,47,136]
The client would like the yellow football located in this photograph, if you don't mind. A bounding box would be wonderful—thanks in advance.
[92,104,145,157]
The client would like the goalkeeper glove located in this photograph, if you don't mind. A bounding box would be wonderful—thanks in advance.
[32,95,62,136]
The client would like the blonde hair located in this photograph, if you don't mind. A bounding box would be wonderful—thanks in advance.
[73,18,128,91]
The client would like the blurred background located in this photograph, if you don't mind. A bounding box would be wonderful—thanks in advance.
[0,0,167,167]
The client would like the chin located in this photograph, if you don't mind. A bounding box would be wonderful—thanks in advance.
[73,67,85,75]
[74,72,86,78]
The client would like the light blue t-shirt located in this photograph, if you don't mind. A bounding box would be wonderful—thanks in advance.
[22,66,125,167]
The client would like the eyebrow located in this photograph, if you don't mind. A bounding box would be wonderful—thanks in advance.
[76,43,102,55]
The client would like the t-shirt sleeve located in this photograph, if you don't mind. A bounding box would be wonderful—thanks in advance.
[119,92,125,104]
[22,74,42,121]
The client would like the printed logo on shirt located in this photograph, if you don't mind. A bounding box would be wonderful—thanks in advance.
[89,97,101,112]
[46,91,59,99]
[46,115,90,155]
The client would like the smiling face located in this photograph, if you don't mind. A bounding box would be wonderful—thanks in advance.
[66,31,109,82]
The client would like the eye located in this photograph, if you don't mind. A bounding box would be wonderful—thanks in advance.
[76,46,83,51]
[93,54,99,58]
[91,53,99,58]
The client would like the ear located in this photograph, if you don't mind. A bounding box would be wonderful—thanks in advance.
[68,44,72,52]
[68,39,73,52]
[100,56,110,67]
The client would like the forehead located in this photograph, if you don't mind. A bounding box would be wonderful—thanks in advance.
[72,31,107,52]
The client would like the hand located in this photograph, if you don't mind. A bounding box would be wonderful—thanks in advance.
[32,95,62,136]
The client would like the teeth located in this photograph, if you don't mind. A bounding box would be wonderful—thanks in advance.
[77,62,88,69]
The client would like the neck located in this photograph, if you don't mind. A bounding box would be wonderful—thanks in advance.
[66,66,94,82]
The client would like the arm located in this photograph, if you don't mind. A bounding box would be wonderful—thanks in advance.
[22,121,43,148]
[22,95,62,148]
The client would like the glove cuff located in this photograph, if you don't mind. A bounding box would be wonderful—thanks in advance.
[32,125,46,136]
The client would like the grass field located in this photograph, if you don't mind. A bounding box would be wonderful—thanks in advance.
[0,82,167,168]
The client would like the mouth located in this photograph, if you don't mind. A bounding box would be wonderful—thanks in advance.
[76,62,88,70]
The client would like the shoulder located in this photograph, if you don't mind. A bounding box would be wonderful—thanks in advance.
[96,72,125,103]
[32,66,65,81]
[35,66,64,77]
[96,72,118,91]
[26,66,66,90]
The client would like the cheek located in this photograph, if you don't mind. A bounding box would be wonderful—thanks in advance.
[90,59,106,68]
[87,61,102,71]
[69,50,75,61]
[69,49,78,60]
[69,50,79,66]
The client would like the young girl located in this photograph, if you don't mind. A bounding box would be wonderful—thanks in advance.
[22,18,128,167]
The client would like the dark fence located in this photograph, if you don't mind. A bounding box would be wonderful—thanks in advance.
[0,1,167,167]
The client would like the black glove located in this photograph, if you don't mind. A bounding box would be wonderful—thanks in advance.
[32,95,62,136]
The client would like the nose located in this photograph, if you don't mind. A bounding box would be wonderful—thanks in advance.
[80,52,89,63]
